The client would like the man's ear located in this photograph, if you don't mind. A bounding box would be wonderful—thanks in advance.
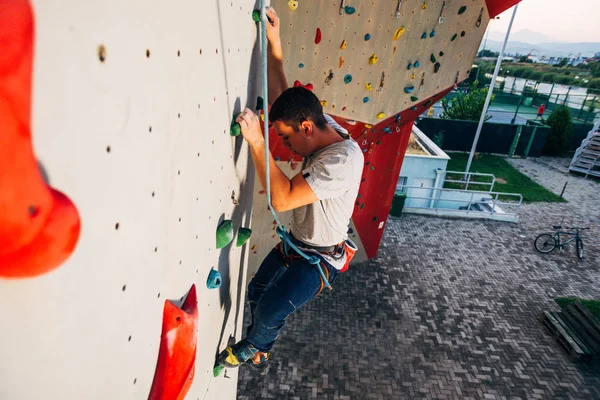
[300,120,313,137]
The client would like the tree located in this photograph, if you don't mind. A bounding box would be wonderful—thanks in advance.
[519,55,528,63]
[440,81,493,122]
[558,57,568,67]
[478,49,499,58]
[543,105,573,156]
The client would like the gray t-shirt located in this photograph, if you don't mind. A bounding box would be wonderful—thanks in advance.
[290,115,364,270]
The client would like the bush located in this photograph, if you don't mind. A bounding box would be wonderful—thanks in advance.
[543,105,573,156]
[440,81,493,121]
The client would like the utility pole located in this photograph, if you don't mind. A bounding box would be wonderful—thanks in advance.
[465,5,518,176]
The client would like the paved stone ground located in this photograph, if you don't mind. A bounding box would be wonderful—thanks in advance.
[237,157,600,400]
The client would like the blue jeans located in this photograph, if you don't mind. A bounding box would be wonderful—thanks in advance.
[245,245,339,352]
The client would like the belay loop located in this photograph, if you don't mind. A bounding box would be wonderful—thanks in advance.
[259,1,332,289]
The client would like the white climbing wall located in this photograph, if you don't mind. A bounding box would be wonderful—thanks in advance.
[273,0,490,124]
[0,1,261,399]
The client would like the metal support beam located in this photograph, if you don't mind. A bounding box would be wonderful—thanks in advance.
[465,4,519,176]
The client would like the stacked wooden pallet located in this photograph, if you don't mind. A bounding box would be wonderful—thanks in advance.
[541,302,600,362]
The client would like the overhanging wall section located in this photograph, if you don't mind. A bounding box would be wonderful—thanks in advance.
[0,1,261,399]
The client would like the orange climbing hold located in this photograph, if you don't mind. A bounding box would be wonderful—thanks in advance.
[0,0,81,278]
[149,284,198,400]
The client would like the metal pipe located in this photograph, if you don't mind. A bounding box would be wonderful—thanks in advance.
[465,4,519,176]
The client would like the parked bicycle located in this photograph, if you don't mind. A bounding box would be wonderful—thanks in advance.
[534,226,589,259]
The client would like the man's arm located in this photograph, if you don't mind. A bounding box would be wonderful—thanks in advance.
[237,109,318,212]
[265,7,288,105]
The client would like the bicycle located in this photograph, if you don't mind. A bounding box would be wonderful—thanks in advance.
[534,226,589,259]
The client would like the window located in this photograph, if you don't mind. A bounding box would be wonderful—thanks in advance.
[396,176,408,194]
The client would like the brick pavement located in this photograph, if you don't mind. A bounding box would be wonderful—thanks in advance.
[237,157,600,400]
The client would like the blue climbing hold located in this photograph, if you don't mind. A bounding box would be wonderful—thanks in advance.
[396,114,402,123]
[421,32,427,39]
[344,6,356,14]
[404,86,415,94]
[407,63,413,70]
[414,61,420,68]
[344,74,353,84]
[383,127,392,134]
[299,63,304,68]
[430,30,436,38]
[363,97,369,103]
[364,33,371,41]
[275,157,281,161]
[206,268,222,289]
[411,106,417,111]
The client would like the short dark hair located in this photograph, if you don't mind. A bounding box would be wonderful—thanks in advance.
[269,87,328,131]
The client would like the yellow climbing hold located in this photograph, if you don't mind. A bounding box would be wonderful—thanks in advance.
[411,73,416,80]
[376,112,385,119]
[340,40,347,50]
[369,54,379,65]
[339,56,345,68]
[320,100,328,106]
[393,27,406,41]
[288,0,298,11]
[260,113,265,121]
[225,347,240,366]
[422,1,427,9]
[365,124,373,128]
[365,82,373,91]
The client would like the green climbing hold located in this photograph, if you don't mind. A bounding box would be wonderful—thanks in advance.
[216,220,234,249]
[410,96,419,102]
[451,33,458,41]
[236,227,252,247]
[360,203,365,210]
[252,10,260,22]
[458,6,467,15]
[256,96,264,111]
[430,53,437,63]
[344,74,353,84]
[370,166,375,171]
[230,114,241,137]
[213,365,225,377]
[344,6,356,14]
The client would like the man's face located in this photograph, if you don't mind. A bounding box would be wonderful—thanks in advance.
[273,120,312,157]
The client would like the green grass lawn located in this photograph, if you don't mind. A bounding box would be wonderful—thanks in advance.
[555,298,600,321]
[445,153,566,203]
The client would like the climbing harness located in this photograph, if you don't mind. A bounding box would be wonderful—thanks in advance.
[258,1,332,290]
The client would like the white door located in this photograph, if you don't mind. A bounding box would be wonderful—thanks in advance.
[408,178,434,208]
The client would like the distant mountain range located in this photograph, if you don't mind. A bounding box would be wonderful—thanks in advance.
[481,29,600,58]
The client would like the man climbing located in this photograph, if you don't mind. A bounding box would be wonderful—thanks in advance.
[217,6,364,373]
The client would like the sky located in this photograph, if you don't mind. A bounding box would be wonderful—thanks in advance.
[489,0,600,43]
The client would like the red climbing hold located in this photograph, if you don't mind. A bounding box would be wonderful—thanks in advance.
[315,27,322,44]
[0,0,81,278]
[294,80,314,91]
[149,284,198,400]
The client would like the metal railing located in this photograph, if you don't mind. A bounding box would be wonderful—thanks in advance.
[441,170,496,192]
[398,184,523,217]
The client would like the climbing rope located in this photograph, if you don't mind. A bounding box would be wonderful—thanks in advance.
[259,1,332,290]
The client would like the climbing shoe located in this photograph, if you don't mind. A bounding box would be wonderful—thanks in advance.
[243,352,271,376]
[217,340,258,368]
